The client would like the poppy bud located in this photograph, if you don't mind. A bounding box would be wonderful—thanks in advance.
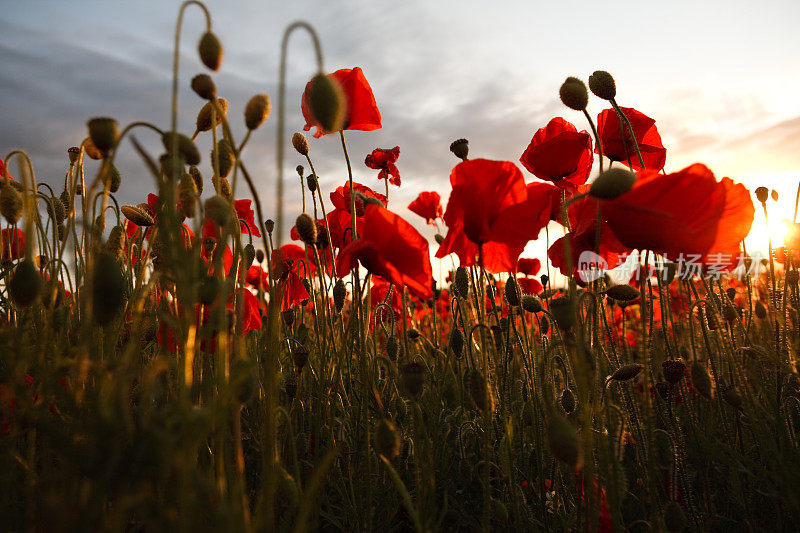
[605,283,640,302]
[67,146,81,165]
[205,195,231,228]
[57,223,67,242]
[755,186,769,203]
[0,181,23,224]
[540,315,550,335]
[199,275,220,305]
[386,336,399,359]
[725,287,737,301]
[467,369,494,412]
[721,385,742,409]
[549,297,574,330]
[450,328,464,358]
[610,363,643,382]
[44,197,66,225]
[399,362,425,400]
[407,328,420,340]
[306,73,346,133]
[755,300,767,319]
[449,138,469,161]
[454,266,469,298]
[198,32,223,71]
[213,175,232,200]
[281,308,295,327]
[92,252,126,326]
[434,233,444,244]
[213,139,235,178]
[691,361,713,400]
[505,276,521,306]
[82,138,104,160]
[547,413,583,469]
[589,168,636,200]
[121,205,154,227]
[292,344,310,370]
[196,98,229,134]
[771,189,779,201]
[374,419,401,460]
[9,260,42,308]
[265,219,275,234]
[244,94,271,130]
[295,213,317,245]
[521,295,542,314]
[559,76,589,111]
[588,70,616,100]
[306,175,317,192]
[723,304,738,323]
[662,359,686,385]
[663,500,687,533]
[243,243,256,268]
[162,132,200,167]
[191,73,216,100]
[86,117,118,156]
[560,388,576,413]
[292,132,309,156]
[95,214,106,233]
[331,279,347,313]
[179,173,198,218]
[106,225,126,259]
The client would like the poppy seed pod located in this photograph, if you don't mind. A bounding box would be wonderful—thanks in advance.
[559,77,589,111]
[86,117,118,156]
[521,295,543,313]
[454,266,469,298]
[505,276,521,306]
[588,70,616,100]
[255,249,265,263]
[333,279,347,312]
[205,195,231,228]
[662,359,686,385]
[265,219,275,234]
[106,225,126,259]
[67,146,81,165]
[663,500,687,533]
[374,419,401,460]
[189,166,203,195]
[559,388,576,414]
[691,361,713,399]
[163,132,201,167]
[547,413,583,469]
[399,362,425,400]
[244,94,271,130]
[46,197,66,225]
[0,181,23,224]
[196,98,229,134]
[121,205,154,227]
[467,369,494,413]
[292,132,309,156]
[307,73,346,133]
[191,73,216,100]
[198,32,223,71]
[549,297,574,330]
[295,213,317,245]
[306,175,317,192]
[296,165,304,177]
[292,344,310,370]
[589,168,636,200]
[755,186,769,203]
[92,252,126,326]
[386,336,399,359]
[243,243,256,269]
[449,138,469,160]
[605,283,640,302]
[179,173,198,218]
[610,363,643,382]
[9,261,42,308]
[213,139,235,178]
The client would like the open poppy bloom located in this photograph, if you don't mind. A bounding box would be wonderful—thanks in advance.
[408,191,442,225]
[597,107,666,171]
[520,117,593,191]
[0,158,13,180]
[272,244,316,278]
[0,229,25,262]
[336,204,432,300]
[602,163,754,265]
[272,246,310,311]
[202,198,261,241]
[365,146,401,186]
[330,181,387,216]
[517,257,541,276]
[436,159,556,273]
[301,67,382,138]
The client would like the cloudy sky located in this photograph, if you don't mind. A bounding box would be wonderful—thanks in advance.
[2,0,800,275]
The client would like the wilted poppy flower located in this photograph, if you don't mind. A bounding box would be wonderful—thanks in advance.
[520,117,593,191]
[330,181,387,215]
[302,67,382,138]
[0,228,25,262]
[336,204,433,299]
[365,146,401,186]
[408,191,442,225]
[436,159,556,272]
[597,107,666,171]
[602,164,754,265]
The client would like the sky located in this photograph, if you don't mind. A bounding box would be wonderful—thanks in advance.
[2,0,800,279]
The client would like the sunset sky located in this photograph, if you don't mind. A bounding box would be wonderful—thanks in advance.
[2,0,800,274]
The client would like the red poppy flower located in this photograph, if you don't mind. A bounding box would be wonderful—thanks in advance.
[272,245,310,311]
[602,163,754,264]
[336,204,432,300]
[408,191,442,225]
[302,67,382,138]
[0,229,25,262]
[517,257,541,276]
[0,158,13,180]
[520,117,593,191]
[597,107,666,171]
[237,289,263,334]
[517,277,543,295]
[371,276,402,322]
[365,146,401,186]
[272,244,316,278]
[330,181,387,215]
[436,159,555,273]
[246,265,269,290]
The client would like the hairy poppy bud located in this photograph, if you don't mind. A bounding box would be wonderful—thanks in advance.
[454,266,469,298]
[295,213,317,245]
[106,225,126,259]
[265,219,275,234]
[163,132,200,167]
[449,138,469,161]
[663,500,687,533]
[434,233,444,244]
[691,361,713,399]
[723,304,738,323]
[306,175,317,192]
[505,276,521,306]
[44,197,66,225]
[549,297,574,330]
[292,132,309,156]
[82,138,104,160]
[191,73,216,100]
[725,287,737,301]
[67,146,81,165]
[213,175,232,200]
[662,359,686,385]
[755,300,767,319]
[179,173,198,218]
[183,167,202,196]
[196,98,229,134]
[9,261,42,307]
[92,252,126,325]
[0,180,23,224]
[333,279,347,312]
[243,243,256,268]
[605,283,640,302]
[467,369,494,412]
[255,249,264,263]
[296,165,304,177]
[522,295,543,313]
[205,195,230,228]
[540,315,550,334]
[588,70,616,100]
[450,328,464,358]
[755,186,769,203]
[547,413,583,469]
[610,363,643,382]
[560,388,576,414]
[292,344,310,370]
[374,419,401,459]
[57,223,67,242]
[95,214,106,233]
[244,94,271,130]
[399,362,425,400]
[121,205,154,227]
[213,139,235,178]
[86,117,118,156]
[198,32,223,71]
[307,73,346,133]
[559,76,588,111]
[106,164,122,193]
[771,189,779,201]
[590,168,635,200]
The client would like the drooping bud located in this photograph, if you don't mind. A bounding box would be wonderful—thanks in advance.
[755,186,769,204]
[8,260,42,308]
[92,252,126,326]
[333,279,347,312]
[605,283,640,302]
[771,189,779,201]
[213,139,235,178]
[292,345,310,371]
[198,32,223,71]
[521,295,543,313]
[307,73,346,133]
[691,361,713,399]
[82,138,104,160]
[295,213,317,245]
[721,385,742,409]
[121,205,154,227]
[504,276,521,306]
[374,419,401,460]
[466,369,494,413]
[205,195,231,227]
[399,362,425,400]
[244,94,271,130]
[292,132,309,156]
[610,363,643,382]
[265,219,275,234]
[559,388,576,414]
[243,243,256,268]
[590,168,636,200]
[549,297,574,330]
[179,173,198,218]
[547,413,583,469]
[559,77,589,111]
[0,185,23,226]
[86,117,118,156]
[540,315,550,335]
[306,175,317,192]
[255,249,264,263]
[163,132,201,166]
[755,300,767,319]
[454,266,469,298]
[449,138,469,160]
[191,73,216,100]
[450,328,464,358]
[103,164,121,193]
[196,98,229,134]
[214,176,232,200]
[106,225,126,259]
[588,70,616,100]
[189,166,203,195]
[386,336,399,359]
[198,275,220,305]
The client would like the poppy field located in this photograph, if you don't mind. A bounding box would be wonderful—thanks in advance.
[3,3,800,532]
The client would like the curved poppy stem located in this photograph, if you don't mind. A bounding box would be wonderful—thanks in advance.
[171,1,212,134]
[582,109,604,174]
[339,131,358,240]
[610,99,645,169]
